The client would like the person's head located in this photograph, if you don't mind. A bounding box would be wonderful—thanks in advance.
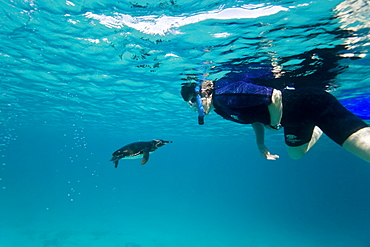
[181,81,214,124]
[181,82,198,109]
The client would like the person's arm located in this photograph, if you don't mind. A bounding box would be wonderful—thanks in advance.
[252,122,280,160]
[266,89,283,130]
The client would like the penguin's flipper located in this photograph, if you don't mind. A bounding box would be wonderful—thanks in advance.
[114,160,119,168]
[141,150,150,165]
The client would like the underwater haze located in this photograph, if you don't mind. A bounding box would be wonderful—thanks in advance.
[1,0,370,246]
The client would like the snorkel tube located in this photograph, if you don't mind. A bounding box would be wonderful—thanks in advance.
[195,62,212,125]
[194,84,205,125]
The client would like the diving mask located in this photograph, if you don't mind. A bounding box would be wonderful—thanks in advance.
[194,84,205,125]
[181,81,213,125]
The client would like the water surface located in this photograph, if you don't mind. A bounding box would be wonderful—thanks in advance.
[1,0,370,246]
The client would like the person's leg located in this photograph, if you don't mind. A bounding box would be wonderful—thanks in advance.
[342,127,370,163]
[303,90,370,162]
[287,126,323,160]
[282,88,322,160]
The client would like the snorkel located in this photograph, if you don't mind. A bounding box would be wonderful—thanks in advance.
[194,62,212,125]
[194,84,205,125]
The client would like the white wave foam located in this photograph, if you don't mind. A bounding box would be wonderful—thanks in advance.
[84,4,288,35]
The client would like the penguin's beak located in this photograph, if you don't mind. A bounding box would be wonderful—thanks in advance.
[160,140,173,147]
[155,140,173,148]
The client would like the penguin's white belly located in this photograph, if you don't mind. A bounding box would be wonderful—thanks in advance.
[126,154,144,160]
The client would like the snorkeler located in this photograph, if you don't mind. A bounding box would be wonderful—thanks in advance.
[180,71,370,163]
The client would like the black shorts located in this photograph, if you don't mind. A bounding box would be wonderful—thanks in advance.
[281,88,368,147]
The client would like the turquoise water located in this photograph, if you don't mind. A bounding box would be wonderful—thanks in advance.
[1,0,370,246]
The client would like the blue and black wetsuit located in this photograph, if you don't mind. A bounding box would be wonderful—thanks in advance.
[281,88,368,146]
[213,78,368,147]
[213,79,273,125]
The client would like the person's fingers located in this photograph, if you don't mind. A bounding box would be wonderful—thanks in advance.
[266,154,279,160]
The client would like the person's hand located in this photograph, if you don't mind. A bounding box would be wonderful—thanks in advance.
[258,144,280,160]
[264,152,280,160]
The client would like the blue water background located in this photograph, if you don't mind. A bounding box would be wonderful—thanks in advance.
[1,0,370,246]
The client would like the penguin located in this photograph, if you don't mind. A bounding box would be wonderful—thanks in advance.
[110,139,172,168]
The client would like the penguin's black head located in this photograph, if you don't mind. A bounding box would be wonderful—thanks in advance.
[152,139,172,148]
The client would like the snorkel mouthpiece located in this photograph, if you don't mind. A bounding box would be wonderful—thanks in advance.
[194,85,205,125]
